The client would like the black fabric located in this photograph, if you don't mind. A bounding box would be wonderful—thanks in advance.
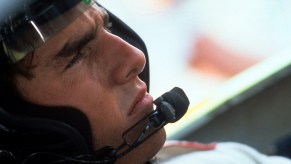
[0,90,92,162]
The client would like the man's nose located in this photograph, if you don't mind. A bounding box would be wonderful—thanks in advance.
[105,33,146,85]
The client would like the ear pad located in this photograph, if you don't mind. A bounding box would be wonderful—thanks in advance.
[0,102,92,162]
[0,107,89,163]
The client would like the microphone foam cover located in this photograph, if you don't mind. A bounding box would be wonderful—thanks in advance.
[154,87,190,122]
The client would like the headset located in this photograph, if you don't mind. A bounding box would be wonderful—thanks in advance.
[0,1,189,163]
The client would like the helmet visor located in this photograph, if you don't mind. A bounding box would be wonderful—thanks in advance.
[0,0,94,63]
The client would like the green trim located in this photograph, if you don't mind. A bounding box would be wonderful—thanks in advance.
[83,0,92,5]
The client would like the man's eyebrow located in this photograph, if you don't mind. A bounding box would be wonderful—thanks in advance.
[52,26,97,61]
[51,5,109,66]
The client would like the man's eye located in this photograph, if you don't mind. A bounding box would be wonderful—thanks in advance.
[65,53,81,69]
[65,47,91,69]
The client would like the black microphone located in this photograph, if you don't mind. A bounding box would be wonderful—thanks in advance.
[150,87,190,126]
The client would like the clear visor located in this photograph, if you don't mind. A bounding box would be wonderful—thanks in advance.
[0,0,95,63]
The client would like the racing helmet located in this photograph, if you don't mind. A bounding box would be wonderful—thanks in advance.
[0,0,149,163]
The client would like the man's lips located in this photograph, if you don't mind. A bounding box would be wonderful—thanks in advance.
[128,93,153,116]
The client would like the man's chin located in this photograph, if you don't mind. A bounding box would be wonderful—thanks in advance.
[116,128,166,164]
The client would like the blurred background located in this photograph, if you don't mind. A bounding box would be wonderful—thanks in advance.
[99,0,291,154]
[99,0,291,103]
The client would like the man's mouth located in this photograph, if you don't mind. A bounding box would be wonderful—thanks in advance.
[128,92,153,116]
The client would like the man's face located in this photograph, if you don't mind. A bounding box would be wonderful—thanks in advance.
[14,4,166,163]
